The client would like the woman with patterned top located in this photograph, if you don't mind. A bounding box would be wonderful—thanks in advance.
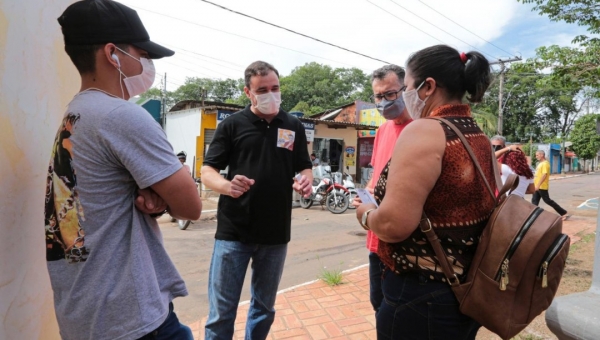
[355,44,496,339]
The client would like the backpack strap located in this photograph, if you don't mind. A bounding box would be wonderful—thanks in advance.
[419,117,518,286]
[418,214,461,286]
[429,117,495,201]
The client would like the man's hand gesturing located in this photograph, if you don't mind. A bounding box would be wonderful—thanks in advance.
[229,175,255,198]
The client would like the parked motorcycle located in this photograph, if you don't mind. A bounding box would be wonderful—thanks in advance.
[331,170,357,209]
[342,171,358,209]
[300,168,349,214]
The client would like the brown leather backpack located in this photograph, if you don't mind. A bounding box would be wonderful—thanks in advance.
[423,118,570,340]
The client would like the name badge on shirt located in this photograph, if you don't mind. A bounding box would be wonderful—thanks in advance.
[277,128,295,151]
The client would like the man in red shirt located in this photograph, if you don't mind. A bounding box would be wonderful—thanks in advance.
[361,65,412,314]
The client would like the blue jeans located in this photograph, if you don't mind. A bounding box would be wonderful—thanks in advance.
[137,303,193,340]
[205,240,287,340]
[369,252,384,314]
[377,270,480,339]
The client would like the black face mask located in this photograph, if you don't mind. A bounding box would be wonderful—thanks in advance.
[492,145,504,152]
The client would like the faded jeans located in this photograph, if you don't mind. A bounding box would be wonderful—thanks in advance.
[205,240,287,340]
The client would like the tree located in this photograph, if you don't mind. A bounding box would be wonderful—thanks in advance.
[518,0,600,43]
[138,87,176,115]
[171,77,245,103]
[472,67,548,142]
[570,114,600,162]
[279,62,371,115]
[518,0,600,98]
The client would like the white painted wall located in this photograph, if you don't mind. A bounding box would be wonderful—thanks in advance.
[313,126,359,175]
[165,108,201,168]
[0,0,77,338]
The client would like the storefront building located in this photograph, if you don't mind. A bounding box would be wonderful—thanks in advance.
[166,100,244,178]
[310,101,385,183]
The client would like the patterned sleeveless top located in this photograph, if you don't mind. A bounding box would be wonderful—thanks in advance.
[376,104,496,283]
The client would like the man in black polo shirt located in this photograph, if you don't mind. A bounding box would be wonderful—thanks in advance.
[201,60,313,340]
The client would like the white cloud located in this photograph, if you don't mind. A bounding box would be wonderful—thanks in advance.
[115,0,584,90]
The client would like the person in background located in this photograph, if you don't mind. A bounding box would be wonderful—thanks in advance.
[201,61,313,340]
[47,1,201,339]
[310,152,320,167]
[532,150,569,220]
[492,135,534,197]
[177,151,192,175]
[500,148,535,197]
[491,135,520,158]
[356,45,495,339]
[354,64,412,316]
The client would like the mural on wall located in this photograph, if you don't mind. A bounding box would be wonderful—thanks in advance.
[358,108,384,137]
[45,113,89,263]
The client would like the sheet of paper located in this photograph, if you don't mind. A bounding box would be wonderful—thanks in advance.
[356,188,378,207]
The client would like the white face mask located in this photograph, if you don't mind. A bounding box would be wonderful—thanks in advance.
[251,91,281,115]
[115,47,156,98]
[402,80,428,120]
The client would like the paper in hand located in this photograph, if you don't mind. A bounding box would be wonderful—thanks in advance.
[356,188,378,207]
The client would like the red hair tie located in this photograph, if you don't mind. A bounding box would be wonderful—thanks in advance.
[460,52,468,64]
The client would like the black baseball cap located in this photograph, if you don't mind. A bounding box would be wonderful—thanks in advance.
[58,0,174,59]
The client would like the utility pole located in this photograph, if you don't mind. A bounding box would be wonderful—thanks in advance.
[490,57,522,136]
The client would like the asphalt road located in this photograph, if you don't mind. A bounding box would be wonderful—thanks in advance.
[160,172,600,325]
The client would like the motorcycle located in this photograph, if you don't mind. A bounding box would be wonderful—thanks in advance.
[300,168,349,214]
[341,170,358,209]
[331,170,357,209]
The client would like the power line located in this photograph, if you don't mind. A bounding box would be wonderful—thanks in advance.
[161,59,222,78]
[169,48,244,73]
[386,0,498,60]
[161,42,245,68]
[414,0,514,57]
[197,0,392,64]
[366,0,447,45]
[133,5,368,70]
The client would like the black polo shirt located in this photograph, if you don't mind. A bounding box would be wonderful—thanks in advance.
[203,106,312,244]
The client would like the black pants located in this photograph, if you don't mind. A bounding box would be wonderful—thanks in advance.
[532,189,567,216]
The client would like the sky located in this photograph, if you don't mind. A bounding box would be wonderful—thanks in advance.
[118,0,590,92]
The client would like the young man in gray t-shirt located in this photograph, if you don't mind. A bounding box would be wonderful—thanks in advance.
[45,1,202,339]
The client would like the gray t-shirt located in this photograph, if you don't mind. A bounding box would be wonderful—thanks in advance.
[44,90,186,340]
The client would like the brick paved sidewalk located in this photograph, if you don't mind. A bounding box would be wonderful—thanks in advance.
[189,174,595,339]
[192,265,376,340]
[189,214,594,340]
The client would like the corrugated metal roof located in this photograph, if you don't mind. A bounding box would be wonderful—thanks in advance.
[169,100,245,112]
[320,108,342,120]
[300,117,377,130]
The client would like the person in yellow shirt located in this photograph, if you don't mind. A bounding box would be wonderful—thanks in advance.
[532,150,569,220]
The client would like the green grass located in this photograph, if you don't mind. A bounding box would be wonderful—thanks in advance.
[316,256,344,286]
[514,335,544,340]
[570,232,595,252]
[581,233,595,243]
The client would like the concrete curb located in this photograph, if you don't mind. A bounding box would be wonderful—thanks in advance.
[550,172,595,181]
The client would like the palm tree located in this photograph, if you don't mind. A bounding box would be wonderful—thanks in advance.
[472,109,498,137]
